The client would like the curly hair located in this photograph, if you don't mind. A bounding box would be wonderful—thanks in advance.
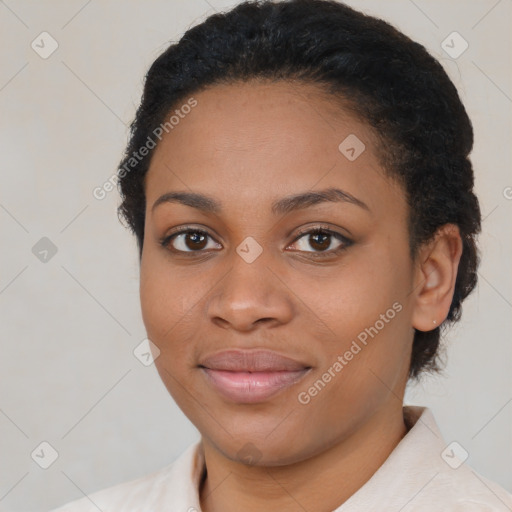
[116,0,481,381]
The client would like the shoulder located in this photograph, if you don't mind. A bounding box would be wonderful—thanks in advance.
[48,441,203,512]
[49,464,172,512]
[425,464,512,511]
[397,406,512,511]
[340,406,512,511]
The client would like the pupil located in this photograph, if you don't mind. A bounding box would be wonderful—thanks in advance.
[187,232,206,250]
[311,233,330,251]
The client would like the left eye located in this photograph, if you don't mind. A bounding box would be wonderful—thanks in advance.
[289,228,349,254]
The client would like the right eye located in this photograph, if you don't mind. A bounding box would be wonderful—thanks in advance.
[160,228,222,254]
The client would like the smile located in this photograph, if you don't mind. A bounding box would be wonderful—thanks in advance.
[199,349,311,403]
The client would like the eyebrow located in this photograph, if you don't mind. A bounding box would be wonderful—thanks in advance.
[151,187,370,215]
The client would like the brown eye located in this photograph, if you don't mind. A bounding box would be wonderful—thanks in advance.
[289,228,352,255]
[161,229,221,253]
[307,231,331,251]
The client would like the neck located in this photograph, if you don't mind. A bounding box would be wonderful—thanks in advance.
[199,403,408,512]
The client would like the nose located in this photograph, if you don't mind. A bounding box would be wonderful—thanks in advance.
[206,252,294,332]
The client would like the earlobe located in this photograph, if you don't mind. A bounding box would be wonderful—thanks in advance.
[411,225,463,332]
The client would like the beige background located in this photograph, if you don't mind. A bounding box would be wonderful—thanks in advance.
[0,0,510,510]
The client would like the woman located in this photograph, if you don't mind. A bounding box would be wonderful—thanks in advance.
[52,0,512,510]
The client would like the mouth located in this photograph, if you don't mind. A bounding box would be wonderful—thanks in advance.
[198,349,312,403]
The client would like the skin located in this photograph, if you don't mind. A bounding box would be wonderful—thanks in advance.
[139,79,462,512]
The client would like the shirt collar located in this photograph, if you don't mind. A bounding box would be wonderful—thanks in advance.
[334,405,448,510]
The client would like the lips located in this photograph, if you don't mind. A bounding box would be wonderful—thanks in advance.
[199,349,311,403]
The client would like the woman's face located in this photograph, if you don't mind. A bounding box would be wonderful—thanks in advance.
[140,80,417,465]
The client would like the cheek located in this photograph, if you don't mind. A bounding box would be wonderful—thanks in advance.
[292,246,410,341]
[139,247,192,353]
[139,257,201,409]
[140,256,168,341]
[293,244,412,395]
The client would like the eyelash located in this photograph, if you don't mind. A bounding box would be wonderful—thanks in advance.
[159,225,353,258]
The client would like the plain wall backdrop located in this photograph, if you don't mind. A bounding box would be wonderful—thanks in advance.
[0,0,511,510]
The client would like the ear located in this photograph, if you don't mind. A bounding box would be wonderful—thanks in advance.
[411,224,463,332]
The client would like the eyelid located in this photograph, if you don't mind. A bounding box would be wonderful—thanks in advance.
[291,223,349,241]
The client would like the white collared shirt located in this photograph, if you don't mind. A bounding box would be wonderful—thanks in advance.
[50,406,512,511]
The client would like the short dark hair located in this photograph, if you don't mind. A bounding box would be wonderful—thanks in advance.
[117,0,481,381]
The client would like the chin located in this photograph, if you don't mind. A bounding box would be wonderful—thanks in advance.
[201,421,321,467]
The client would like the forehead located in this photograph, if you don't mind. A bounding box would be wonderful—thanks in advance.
[145,80,404,218]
